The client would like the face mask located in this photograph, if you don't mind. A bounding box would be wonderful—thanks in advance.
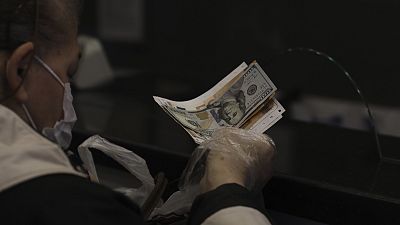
[22,56,77,149]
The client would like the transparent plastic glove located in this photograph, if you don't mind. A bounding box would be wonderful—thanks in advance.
[180,127,276,193]
[150,128,275,219]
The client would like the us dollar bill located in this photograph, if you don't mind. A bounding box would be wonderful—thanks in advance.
[153,61,284,143]
[241,98,285,133]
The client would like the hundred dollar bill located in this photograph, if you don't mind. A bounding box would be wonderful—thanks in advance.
[242,99,285,133]
[153,61,284,143]
[241,98,285,130]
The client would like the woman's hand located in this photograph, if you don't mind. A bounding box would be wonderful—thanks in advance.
[197,127,276,193]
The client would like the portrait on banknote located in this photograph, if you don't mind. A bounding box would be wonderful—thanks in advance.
[208,78,246,126]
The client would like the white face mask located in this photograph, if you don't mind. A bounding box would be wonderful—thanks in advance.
[22,56,77,149]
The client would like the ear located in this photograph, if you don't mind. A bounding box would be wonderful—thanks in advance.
[6,42,34,103]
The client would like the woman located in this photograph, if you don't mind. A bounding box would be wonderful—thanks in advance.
[0,1,275,224]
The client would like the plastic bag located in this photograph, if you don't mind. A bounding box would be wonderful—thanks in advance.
[77,128,275,220]
[78,135,154,206]
[150,185,199,219]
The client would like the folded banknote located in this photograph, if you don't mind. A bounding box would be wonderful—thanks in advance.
[153,61,285,144]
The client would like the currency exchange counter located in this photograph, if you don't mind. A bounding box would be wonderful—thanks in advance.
[70,79,400,225]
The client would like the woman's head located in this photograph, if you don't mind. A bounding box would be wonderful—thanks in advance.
[0,0,83,55]
[0,0,83,133]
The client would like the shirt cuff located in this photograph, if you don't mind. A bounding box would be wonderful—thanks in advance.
[188,183,269,225]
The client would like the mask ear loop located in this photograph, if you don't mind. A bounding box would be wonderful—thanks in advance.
[33,55,65,87]
[22,104,37,129]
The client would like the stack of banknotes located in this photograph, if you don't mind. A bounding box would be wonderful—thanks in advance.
[154,61,285,144]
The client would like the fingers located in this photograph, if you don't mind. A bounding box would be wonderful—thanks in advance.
[181,127,276,194]
[200,127,276,191]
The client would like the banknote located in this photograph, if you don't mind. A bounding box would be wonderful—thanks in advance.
[154,97,221,143]
[153,61,284,143]
[247,100,285,133]
[241,98,285,130]
[252,114,283,134]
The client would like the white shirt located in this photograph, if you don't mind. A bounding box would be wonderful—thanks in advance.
[0,104,84,192]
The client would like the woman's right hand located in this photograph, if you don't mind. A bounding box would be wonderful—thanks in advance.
[198,127,276,193]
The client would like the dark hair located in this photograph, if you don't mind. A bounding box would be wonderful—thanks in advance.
[0,0,83,54]
[0,0,83,101]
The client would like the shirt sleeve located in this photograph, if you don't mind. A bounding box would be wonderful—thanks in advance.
[0,174,145,225]
[188,183,272,225]
[202,206,272,225]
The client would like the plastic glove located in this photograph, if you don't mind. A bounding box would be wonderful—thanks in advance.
[180,127,276,193]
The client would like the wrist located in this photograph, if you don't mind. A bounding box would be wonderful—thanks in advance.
[200,176,246,193]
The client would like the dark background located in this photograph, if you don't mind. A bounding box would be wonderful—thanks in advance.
[73,2,400,223]
[79,0,400,106]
